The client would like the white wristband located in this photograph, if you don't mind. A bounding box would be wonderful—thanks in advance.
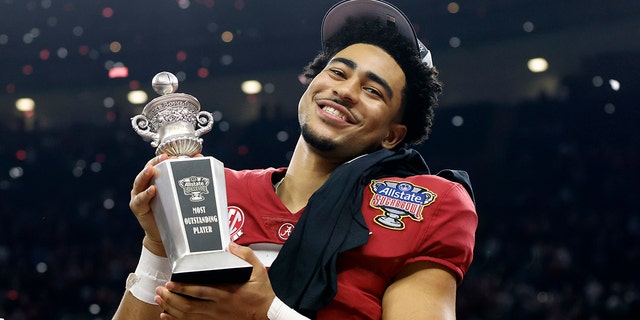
[267,296,310,320]
[125,246,172,305]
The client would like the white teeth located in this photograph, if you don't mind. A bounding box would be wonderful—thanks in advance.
[322,106,347,121]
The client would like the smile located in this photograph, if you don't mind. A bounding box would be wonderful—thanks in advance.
[321,106,348,121]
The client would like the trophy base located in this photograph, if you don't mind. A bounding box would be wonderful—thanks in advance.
[170,249,253,285]
[172,267,253,285]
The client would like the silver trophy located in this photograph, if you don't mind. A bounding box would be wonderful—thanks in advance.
[132,71,252,284]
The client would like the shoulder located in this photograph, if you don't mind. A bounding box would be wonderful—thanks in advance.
[365,173,476,228]
[363,172,477,282]
[406,173,462,187]
[408,171,474,206]
[224,167,285,182]
[224,167,287,200]
[399,173,476,224]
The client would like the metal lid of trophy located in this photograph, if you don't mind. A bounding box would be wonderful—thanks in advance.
[131,72,214,157]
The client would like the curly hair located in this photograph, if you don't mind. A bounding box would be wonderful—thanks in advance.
[302,17,443,146]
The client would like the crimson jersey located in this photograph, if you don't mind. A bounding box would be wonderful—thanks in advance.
[224,167,477,319]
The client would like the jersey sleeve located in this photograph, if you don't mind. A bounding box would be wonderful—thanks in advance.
[407,181,478,284]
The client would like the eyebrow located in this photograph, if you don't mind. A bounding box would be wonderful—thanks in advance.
[329,57,394,100]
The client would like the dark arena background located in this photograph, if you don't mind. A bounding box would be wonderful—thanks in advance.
[1,1,639,319]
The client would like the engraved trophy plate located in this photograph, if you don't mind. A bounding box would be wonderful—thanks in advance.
[132,72,252,284]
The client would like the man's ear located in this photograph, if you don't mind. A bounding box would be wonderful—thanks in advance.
[381,123,407,149]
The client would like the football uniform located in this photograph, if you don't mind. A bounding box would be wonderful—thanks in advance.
[225,167,477,319]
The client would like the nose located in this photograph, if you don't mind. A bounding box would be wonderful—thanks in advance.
[333,77,360,105]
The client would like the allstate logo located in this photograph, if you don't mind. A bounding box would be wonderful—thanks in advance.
[178,176,210,202]
[369,180,436,230]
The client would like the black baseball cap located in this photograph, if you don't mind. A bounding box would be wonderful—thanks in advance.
[321,0,433,67]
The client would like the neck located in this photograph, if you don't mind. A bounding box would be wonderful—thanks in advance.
[276,136,345,213]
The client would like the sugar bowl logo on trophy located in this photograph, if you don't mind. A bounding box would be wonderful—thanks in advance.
[179,176,210,202]
[131,71,252,285]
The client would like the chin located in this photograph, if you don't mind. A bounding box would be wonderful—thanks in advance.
[301,124,338,152]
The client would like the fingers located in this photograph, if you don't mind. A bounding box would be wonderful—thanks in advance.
[164,281,229,302]
[229,242,264,269]
[129,180,155,215]
[130,153,195,203]
[159,312,177,320]
[131,155,160,197]
[156,286,190,320]
[130,154,168,213]
[129,154,169,253]
[156,285,215,320]
[228,242,272,288]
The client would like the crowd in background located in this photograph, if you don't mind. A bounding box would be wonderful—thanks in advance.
[1,59,638,319]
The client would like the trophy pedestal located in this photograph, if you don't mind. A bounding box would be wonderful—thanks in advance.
[152,156,252,285]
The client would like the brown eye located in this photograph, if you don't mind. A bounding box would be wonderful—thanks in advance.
[364,86,382,97]
[329,68,346,78]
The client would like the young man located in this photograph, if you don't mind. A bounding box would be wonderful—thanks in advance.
[114,0,477,319]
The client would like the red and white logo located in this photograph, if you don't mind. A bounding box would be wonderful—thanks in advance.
[278,223,295,241]
[228,206,245,241]
[369,179,436,230]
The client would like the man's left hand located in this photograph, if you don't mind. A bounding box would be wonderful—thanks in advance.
[155,242,276,320]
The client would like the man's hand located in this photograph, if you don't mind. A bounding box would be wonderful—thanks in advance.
[155,242,276,320]
[130,154,169,256]
[130,153,206,256]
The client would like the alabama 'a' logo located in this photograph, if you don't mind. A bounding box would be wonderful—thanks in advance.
[369,179,436,230]
[278,223,295,241]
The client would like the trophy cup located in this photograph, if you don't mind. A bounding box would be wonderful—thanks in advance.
[131,71,252,284]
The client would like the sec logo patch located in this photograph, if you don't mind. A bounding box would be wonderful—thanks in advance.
[228,206,245,241]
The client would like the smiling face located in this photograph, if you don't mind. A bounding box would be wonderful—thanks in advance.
[298,43,408,160]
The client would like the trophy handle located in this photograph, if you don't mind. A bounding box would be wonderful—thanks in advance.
[131,114,160,147]
[194,111,214,137]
